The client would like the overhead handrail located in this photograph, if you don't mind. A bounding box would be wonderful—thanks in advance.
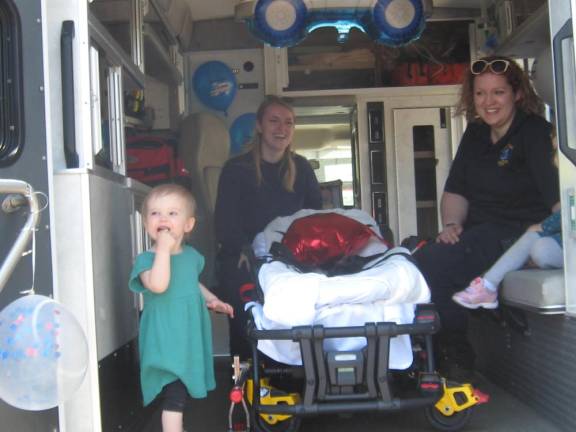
[0,179,40,294]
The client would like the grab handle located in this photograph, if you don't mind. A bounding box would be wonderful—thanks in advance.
[61,20,79,168]
[553,19,575,164]
[0,180,40,294]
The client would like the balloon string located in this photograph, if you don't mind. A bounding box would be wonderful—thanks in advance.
[20,191,48,296]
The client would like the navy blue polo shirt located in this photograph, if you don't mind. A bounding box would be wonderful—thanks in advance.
[215,152,322,256]
[444,110,559,229]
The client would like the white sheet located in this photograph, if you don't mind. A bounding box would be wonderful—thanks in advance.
[250,209,430,369]
[252,248,430,369]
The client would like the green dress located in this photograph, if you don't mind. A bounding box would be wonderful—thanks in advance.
[129,245,215,406]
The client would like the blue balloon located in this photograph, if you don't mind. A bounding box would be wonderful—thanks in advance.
[192,61,237,113]
[229,113,257,155]
[252,0,308,48]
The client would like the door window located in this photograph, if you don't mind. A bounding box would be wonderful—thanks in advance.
[0,0,23,167]
[293,106,356,208]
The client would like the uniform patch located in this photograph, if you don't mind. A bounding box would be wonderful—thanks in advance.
[498,143,514,167]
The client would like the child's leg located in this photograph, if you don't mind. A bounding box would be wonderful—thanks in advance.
[452,231,539,309]
[530,237,563,269]
[162,411,183,432]
[483,231,540,288]
[161,380,188,432]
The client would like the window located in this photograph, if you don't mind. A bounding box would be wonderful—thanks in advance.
[0,0,23,167]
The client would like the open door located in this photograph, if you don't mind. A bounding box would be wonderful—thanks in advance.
[550,0,576,315]
[350,105,362,209]
[292,98,357,208]
[393,107,451,242]
[0,1,58,429]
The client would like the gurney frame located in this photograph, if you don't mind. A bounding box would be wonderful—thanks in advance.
[228,303,484,432]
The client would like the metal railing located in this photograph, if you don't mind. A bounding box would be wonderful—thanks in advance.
[0,179,39,293]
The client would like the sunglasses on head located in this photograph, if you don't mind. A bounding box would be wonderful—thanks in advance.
[470,59,510,75]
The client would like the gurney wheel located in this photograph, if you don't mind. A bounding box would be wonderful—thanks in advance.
[425,405,473,432]
[253,415,301,432]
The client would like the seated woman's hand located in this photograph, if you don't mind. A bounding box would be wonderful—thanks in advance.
[436,223,463,245]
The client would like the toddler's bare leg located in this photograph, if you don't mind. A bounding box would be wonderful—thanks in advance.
[162,410,183,432]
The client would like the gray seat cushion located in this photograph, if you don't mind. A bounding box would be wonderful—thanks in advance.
[501,269,565,314]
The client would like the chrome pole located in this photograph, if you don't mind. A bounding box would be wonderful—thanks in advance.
[0,179,40,294]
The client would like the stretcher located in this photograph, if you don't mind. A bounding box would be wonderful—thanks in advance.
[227,209,487,432]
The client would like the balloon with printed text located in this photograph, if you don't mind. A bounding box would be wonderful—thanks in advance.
[192,61,237,114]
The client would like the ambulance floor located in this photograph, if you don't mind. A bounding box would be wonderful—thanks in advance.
[134,356,564,432]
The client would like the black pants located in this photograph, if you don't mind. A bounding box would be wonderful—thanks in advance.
[161,380,188,412]
[217,255,253,359]
[414,222,523,365]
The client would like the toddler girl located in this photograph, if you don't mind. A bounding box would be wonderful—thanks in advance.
[129,184,233,432]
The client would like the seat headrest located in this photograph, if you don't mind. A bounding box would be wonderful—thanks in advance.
[179,112,230,170]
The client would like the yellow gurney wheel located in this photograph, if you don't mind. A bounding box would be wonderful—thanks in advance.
[424,380,477,431]
[425,404,473,432]
[253,414,301,432]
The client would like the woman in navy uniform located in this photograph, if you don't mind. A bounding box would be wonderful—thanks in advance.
[414,56,560,379]
[214,96,322,358]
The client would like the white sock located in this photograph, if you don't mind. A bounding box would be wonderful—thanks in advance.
[483,278,497,292]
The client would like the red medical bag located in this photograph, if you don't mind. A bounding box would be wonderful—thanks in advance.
[429,63,467,85]
[126,135,190,187]
[390,62,430,86]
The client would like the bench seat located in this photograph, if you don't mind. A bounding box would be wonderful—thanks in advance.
[501,269,565,314]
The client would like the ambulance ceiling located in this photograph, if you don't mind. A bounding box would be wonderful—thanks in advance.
[184,0,484,22]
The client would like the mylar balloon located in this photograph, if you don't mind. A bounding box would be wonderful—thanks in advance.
[229,113,257,155]
[252,0,308,48]
[371,0,426,46]
[192,61,237,114]
[0,295,88,410]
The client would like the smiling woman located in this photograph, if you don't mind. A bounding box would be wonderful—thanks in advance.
[413,54,559,381]
[472,72,520,141]
[214,95,322,357]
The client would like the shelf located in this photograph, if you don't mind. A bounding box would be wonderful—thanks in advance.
[495,3,550,58]
[289,48,376,73]
[125,115,144,128]
[414,151,435,159]
[88,11,146,89]
[143,23,182,85]
[416,200,437,209]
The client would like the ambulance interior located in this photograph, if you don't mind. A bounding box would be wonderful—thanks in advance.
[82,1,573,431]
[2,0,576,431]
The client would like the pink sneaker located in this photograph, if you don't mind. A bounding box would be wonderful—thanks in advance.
[452,277,498,309]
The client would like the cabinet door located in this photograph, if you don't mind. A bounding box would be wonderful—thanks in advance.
[393,107,451,242]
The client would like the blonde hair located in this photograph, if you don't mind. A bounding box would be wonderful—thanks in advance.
[141,184,196,218]
[456,55,545,123]
[247,95,297,192]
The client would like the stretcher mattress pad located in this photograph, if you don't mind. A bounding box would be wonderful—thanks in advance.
[250,209,431,368]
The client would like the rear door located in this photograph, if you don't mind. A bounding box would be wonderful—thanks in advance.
[550,0,576,316]
[0,0,57,429]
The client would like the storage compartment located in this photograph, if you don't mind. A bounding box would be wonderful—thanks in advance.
[285,21,471,91]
